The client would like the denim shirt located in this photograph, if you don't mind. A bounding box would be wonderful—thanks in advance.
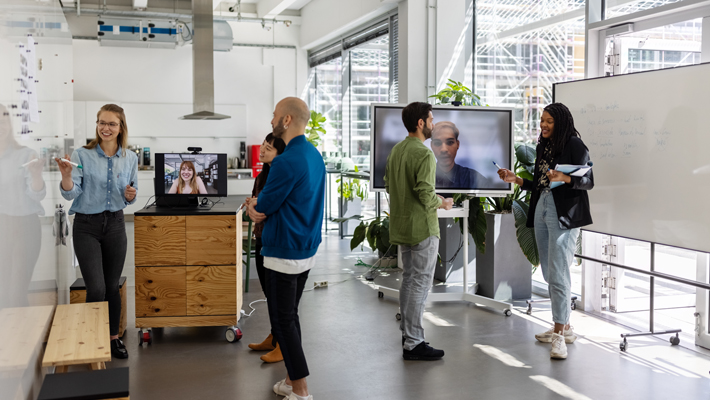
[59,145,138,215]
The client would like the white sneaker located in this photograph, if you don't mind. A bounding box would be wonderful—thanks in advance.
[535,326,577,343]
[550,333,568,359]
[273,379,292,397]
[284,393,313,400]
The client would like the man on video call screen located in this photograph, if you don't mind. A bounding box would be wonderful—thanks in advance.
[431,121,492,189]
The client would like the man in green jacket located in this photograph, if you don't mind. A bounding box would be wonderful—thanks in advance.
[385,102,453,360]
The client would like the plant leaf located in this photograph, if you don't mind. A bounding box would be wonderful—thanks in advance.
[512,199,539,266]
[469,198,487,254]
[515,143,536,166]
[350,222,368,251]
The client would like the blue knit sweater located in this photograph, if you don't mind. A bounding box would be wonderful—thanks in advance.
[255,135,326,259]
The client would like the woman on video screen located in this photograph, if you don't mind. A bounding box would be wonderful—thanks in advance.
[168,160,208,194]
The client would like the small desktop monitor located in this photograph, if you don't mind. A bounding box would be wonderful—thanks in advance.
[370,104,514,196]
[154,153,228,206]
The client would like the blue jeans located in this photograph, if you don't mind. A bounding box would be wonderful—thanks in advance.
[534,190,579,325]
[399,236,439,350]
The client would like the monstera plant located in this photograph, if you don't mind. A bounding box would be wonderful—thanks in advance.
[306,110,327,148]
[455,142,539,267]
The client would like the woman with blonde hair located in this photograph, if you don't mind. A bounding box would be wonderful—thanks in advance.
[56,103,138,360]
[168,160,208,194]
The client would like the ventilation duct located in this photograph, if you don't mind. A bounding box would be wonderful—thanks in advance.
[181,0,230,120]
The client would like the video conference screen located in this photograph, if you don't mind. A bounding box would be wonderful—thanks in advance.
[154,153,228,196]
[370,104,514,195]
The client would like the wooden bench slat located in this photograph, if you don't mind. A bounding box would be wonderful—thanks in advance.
[42,303,111,368]
[0,306,54,372]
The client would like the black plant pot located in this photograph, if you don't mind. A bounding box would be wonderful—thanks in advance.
[451,101,462,106]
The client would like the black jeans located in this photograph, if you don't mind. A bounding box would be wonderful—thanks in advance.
[266,267,310,380]
[255,238,275,344]
[73,210,127,336]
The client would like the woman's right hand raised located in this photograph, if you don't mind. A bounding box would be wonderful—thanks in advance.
[55,154,74,178]
[497,168,518,183]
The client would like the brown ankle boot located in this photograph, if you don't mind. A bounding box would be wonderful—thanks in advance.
[260,343,283,363]
[248,333,275,351]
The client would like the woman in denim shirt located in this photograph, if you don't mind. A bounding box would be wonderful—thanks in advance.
[56,104,138,359]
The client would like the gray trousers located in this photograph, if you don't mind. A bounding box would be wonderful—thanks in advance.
[399,236,439,350]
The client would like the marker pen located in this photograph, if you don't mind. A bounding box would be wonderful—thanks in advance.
[20,159,38,168]
[492,161,502,170]
[59,158,83,169]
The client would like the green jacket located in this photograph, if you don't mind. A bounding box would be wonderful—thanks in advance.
[385,136,442,246]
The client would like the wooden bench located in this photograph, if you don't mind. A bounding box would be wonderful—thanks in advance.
[42,302,111,373]
[70,277,128,337]
[38,367,129,400]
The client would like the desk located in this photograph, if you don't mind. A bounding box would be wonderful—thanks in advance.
[133,195,246,343]
[377,200,513,316]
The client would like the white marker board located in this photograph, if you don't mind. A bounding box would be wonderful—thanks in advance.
[554,62,710,253]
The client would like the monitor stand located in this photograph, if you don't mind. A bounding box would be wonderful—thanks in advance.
[155,196,199,208]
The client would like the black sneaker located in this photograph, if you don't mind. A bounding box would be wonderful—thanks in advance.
[403,341,444,361]
[111,339,128,359]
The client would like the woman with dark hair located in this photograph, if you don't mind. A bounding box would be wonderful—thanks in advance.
[56,104,138,360]
[245,133,286,363]
[497,103,594,360]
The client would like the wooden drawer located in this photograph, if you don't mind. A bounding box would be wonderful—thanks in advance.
[135,216,186,266]
[135,267,186,317]
[186,215,237,266]
[186,265,237,316]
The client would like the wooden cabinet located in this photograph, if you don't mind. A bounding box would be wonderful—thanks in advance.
[134,212,242,329]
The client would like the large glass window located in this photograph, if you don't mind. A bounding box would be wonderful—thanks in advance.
[475,16,585,142]
[309,58,343,157]
[606,0,685,19]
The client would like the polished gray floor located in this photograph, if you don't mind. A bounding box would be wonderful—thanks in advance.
[104,232,710,400]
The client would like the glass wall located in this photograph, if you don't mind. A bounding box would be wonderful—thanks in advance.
[475,1,586,141]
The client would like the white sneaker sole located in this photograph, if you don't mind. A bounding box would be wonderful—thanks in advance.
[536,334,577,344]
[273,380,292,397]
[551,351,568,359]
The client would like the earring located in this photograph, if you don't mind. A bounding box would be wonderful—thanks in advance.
[284,125,289,129]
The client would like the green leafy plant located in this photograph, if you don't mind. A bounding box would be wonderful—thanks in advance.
[335,165,368,203]
[429,79,484,106]
[454,142,539,267]
[306,110,327,147]
[333,213,395,256]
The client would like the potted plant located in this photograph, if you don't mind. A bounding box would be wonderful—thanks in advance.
[306,110,327,148]
[336,165,368,235]
[336,212,397,267]
[429,79,484,106]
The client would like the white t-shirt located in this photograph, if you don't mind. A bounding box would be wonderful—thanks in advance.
[264,255,316,275]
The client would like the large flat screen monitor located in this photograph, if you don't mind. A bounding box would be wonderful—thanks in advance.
[155,153,228,197]
[370,104,514,196]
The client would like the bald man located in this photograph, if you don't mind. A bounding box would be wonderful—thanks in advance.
[248,97,325,400]
[431,121,491,189]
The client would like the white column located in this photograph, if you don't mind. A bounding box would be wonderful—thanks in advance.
[702,17,710,63]
[398,0,428,103]
[585,0,606,78]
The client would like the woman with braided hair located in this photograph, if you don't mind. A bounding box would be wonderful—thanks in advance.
[497,103,594,360]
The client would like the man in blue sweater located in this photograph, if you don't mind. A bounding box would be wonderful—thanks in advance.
[248,97,325,400]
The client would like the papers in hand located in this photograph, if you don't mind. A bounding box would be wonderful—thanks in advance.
[550,164,592,188]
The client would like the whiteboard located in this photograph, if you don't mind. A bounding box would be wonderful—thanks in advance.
[555,63,710,253]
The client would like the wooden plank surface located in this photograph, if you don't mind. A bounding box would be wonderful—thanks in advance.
[135,267,186,317]
[0,306,54,372]
[186,266,237,316]
[69,284,128,337]
[186,215,237,266]
[42,303,111,367]
[135,216,186,266]
[135,315,237,328]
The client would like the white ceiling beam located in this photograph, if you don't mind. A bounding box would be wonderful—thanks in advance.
[257,0,300,18]
[133,0,148,10]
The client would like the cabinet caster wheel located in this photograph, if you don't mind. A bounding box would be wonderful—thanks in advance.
[526,305,532,315]
[395,313,401,321]
[571,301,577,311]
[620,341,627,352]
[378,291,384,298]
[504,309,512,317]
[139,329,152,346]
[226,326,242,343]
[670,335,680,346]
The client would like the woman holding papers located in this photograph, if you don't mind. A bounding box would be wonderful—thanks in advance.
[497,103,594,360]
[56,104,138,360]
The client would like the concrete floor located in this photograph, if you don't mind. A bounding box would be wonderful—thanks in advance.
[103,232,710,400]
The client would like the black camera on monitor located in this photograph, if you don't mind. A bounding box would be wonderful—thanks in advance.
[188,147,202,154]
